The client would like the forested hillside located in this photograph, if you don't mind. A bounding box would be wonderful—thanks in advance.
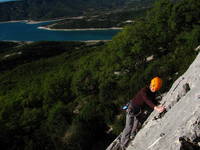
[45,9,147,29]
[0,0,155,21]
[0,0,199,150]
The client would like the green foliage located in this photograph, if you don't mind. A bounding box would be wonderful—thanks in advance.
[0,41,84,72]
[0,0,200,149]
[0,41,19,52]
[99,79,117,102]
[170,0,200,33]
[72,69,96,96]
[46,102,71,137]
[43,72,73,105]
[51,8,149,29]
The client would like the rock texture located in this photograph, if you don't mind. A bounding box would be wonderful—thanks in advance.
[127,51,200,150]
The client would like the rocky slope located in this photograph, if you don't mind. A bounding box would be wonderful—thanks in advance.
[126,47,200,150]
[107,47,200,150]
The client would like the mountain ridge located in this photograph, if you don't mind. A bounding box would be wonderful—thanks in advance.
[0,0,155,21]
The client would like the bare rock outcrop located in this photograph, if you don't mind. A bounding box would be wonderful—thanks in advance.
[127,51,200,150]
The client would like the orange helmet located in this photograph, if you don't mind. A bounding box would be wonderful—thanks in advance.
[150,77,163,92]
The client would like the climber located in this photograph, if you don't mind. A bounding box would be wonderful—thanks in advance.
[120,77,166,149]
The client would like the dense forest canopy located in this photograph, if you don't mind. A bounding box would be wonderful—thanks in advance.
[0,0,200,149]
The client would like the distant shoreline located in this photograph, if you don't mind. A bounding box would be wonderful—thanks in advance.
[38,26,123,31]
[0,16,86,24]
[0,20,26,24]
[0,17,123,31]
[0,18,66,24]
[2,40,110,43]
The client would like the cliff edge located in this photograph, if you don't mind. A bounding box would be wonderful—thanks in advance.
[107,47,200,150]
[127,49,200,150]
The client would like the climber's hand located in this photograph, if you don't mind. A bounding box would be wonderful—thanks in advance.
[154,106,166,113]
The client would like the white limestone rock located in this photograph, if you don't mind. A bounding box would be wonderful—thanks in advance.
[127,52,200,150]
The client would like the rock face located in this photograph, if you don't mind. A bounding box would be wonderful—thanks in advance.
[127,52,200,150]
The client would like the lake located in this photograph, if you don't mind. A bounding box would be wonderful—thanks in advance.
[0,21,121,41]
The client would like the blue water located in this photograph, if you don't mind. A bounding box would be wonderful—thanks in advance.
[0,21,121,41]
[0,0,19,2]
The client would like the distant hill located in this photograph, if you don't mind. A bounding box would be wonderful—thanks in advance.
[0,0,155,21]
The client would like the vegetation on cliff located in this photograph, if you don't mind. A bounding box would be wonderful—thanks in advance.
[0,0,199,150]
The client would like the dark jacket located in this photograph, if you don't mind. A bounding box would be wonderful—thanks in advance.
[130,86,156,110]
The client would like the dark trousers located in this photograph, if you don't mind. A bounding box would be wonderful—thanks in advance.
[120,107,139,147]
